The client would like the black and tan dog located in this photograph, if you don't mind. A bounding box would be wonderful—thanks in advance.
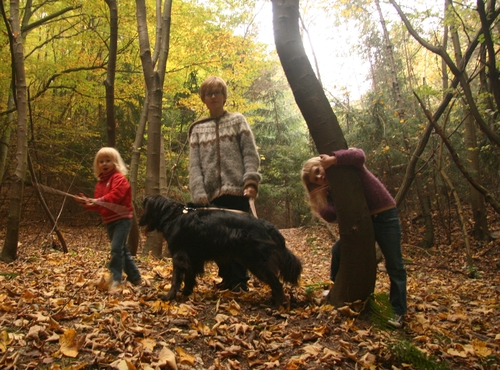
[139,195,302,307]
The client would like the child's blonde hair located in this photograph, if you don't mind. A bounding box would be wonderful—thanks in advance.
[301,157,329,216]
[93,147,128,178]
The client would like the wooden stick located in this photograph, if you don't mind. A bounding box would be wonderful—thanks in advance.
[36,184,130,215]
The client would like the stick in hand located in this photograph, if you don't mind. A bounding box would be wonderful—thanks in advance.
[36,184,130,215]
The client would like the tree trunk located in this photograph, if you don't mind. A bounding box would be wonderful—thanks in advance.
[464,110,490,240]
[0,94,14,185]
[415,174,434,249]
[448,0,490,240]
[1,0,28,263]
[272,0,376,308]
[136,0,172,258]
[375,0,404,118]
[104,0,118,148]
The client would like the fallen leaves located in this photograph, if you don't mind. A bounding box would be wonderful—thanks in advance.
[0,225,499,369]
[59,328,84,357]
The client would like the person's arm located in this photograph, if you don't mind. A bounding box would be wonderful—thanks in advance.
[318,198,337,223]
[238,115,262,198]
[188,135,209,204]
[100,175,129,205]
[332,148,366,168]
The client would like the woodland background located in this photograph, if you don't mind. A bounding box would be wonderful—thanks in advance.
[1,0,499,238]
[1,0,500,369]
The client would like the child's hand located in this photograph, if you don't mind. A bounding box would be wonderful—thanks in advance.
[319,154,337,169]
[75,193,94,206]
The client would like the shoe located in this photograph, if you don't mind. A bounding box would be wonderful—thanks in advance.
[388,314,404,328]
[129,278,142,286]
[109,280,122,292]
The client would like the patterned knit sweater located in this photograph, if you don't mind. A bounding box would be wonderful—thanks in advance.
[319,148,396,222]
[188,111,261,204]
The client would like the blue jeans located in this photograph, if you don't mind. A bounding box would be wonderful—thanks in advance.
[330,207,407,315]
[106,218,141,283]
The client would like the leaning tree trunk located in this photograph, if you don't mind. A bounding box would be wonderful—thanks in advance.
[272,0,376,308]
[1,0,28,263]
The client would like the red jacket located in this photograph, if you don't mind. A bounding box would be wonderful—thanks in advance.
[85,170,133,224]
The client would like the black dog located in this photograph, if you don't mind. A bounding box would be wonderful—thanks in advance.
[139,195,302,307]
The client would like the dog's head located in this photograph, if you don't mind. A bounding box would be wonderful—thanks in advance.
[138,195,183,232]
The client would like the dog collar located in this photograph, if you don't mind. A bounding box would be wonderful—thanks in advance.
[182,206,197,214]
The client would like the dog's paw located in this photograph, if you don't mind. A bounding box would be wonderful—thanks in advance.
[158,292,176,301]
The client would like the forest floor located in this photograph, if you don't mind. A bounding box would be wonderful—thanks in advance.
[0,218,499,369]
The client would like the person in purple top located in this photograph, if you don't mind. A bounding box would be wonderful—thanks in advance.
[301,148,407,328]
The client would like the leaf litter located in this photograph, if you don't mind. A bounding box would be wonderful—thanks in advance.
[0,221,499,369]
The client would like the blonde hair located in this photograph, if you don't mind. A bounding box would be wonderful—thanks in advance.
[93,147,128,178]
[301,157,329,215]
[199,76,228,102]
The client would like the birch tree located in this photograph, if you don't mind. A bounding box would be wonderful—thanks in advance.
[1,0,29,263]
[135,0,172,257]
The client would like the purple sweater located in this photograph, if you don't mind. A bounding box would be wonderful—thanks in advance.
[319,148,396,223]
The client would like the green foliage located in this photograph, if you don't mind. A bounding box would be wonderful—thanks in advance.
[389,340,452,370]
[369,292,395,330]
[3,0,500,231]
[371,293,451,370]
[250,71,313,227]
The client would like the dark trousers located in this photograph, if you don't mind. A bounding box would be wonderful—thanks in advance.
[211,195,250,286]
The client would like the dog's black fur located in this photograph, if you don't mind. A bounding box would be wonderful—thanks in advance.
[139,195,302,307]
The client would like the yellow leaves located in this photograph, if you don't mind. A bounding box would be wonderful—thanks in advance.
[1,226,499,369]
[0,331,13,353]
[446,340,492,358]
[337,305,359,318]
[141,337,156,351]
[472,339,492,357]
[153,265,172,279]
[59,328,84,358]
[190,320,211,336]
[176,303,198,316]
[0,293,15,312]
[224,299,242,316]
[175,346,196,365]
[110,359,137,370]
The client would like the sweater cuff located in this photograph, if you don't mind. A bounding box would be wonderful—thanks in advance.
[244,180,259,192]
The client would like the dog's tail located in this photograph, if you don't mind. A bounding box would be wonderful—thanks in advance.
[277,248,302,285]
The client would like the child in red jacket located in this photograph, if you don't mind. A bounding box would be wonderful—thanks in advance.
[75,147,141,291]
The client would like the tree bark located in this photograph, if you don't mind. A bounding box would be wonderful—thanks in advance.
[272,0,376,308]
[1,0,29,263]
[136,0,172,257]
[448,0,490,240]
[104,0,118,148]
